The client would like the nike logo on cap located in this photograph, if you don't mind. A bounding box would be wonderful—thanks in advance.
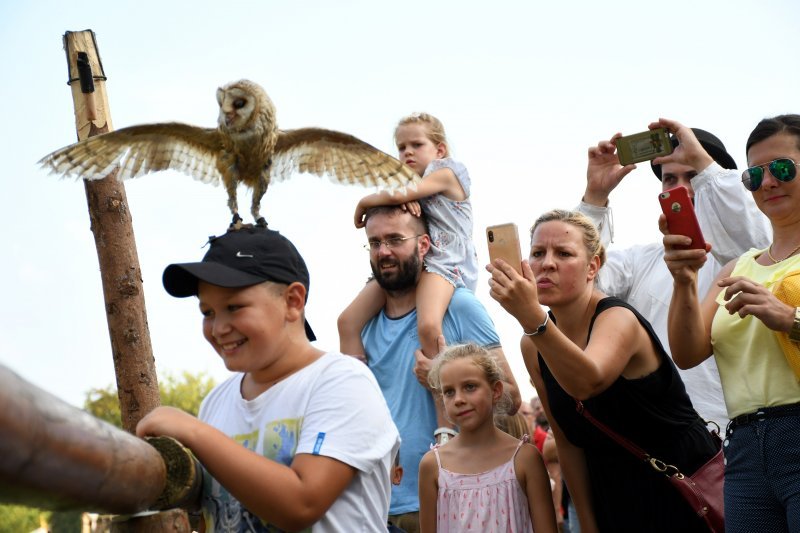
[236,251,254,258]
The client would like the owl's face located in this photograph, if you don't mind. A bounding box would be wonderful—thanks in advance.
[216,84,258,132]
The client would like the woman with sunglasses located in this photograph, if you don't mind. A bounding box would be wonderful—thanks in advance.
[665,114,800,531]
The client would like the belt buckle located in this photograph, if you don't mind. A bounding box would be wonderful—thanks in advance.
[756,410,766,422]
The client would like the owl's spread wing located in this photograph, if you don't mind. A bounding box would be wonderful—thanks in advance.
[272,128,420,191]
[39,123,226,185]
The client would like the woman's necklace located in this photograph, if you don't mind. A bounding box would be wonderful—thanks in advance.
[767,242,800,264]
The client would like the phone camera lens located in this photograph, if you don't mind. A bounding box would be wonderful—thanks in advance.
[488,231,494,242]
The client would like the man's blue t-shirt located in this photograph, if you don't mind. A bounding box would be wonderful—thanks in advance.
[361,288,501,515]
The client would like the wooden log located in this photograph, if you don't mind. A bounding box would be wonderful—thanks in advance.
[62,29,160,433]
[0,365,166,513]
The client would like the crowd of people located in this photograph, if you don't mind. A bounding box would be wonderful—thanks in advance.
[134,112,800,532]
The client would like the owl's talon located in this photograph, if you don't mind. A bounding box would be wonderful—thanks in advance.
[255,217,268,228]
[229,213,244,230]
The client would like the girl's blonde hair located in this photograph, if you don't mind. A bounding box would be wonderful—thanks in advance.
[395,112,450,157]
[494,412,530,440]
[427,343,512,415]
[530,209,606,267]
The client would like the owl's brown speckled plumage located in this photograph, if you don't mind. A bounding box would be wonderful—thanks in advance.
[39,79,419,226]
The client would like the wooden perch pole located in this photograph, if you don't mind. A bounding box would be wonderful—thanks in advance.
[62,30,159,433]
[59,30,191,531]
[0,364,165,513]
[0,365,201,521]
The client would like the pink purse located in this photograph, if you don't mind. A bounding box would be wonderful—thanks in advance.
[575,400,724,532]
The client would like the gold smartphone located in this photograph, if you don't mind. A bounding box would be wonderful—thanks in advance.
[615,127,673,165]
[487,223,522,273]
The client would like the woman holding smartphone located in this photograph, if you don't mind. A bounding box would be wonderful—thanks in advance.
[488,209,718,532]
[664,114,800,531]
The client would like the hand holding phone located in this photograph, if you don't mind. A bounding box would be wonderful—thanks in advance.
[659,186,705,250]
[487,223,523,273]
[616,127,673,166]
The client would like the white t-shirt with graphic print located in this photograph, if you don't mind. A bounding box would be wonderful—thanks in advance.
[198,352,400,532]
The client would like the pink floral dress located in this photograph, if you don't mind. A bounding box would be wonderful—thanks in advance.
[433,437,534,532]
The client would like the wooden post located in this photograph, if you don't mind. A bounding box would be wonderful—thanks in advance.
[59,30,190,530]
[0,365,166,513]
[62,30,159,434]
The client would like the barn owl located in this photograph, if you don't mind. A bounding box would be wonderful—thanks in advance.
[39,79,419,227]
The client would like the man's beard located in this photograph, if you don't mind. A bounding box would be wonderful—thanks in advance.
[370,249,422,292]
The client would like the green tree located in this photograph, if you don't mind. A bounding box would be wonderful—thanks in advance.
[0,504,46,533]
[84,371,216,427]
[84,385,123,428]
[159,371,217,416]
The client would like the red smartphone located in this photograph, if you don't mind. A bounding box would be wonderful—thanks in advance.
[659,186,705,250]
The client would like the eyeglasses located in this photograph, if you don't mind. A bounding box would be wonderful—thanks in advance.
[741,158,799,191]
[364,235,422,251]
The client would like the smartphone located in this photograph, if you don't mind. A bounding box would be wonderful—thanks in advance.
[659,186,705,250]
[487,223,523,273]
[616,127,673,166]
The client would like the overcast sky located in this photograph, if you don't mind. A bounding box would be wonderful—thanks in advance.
[1,0,797,408]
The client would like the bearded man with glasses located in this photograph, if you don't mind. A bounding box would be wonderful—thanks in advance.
[345,205,521,533]
[575,118,771,431]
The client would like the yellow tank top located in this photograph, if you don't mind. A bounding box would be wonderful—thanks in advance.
[711,248,800,418]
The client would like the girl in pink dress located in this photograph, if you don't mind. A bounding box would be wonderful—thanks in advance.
[419,343,557,533]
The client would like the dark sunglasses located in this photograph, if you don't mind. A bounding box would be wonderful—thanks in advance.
[741,158,799,191]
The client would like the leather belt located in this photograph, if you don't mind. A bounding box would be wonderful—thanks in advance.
[731,402,800,427]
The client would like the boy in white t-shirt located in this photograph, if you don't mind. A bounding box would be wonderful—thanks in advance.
[136,226,400,532]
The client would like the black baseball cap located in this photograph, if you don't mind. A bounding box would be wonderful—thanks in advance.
[651,128,737,180]
[163,226,316,341]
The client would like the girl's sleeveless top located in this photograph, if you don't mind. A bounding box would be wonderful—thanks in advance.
[433,437,534,532]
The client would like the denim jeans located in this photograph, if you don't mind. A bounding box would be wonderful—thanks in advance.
[724,413,800,532]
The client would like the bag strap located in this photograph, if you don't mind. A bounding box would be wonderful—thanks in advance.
[575,399,690,477]
[575,400,648,459]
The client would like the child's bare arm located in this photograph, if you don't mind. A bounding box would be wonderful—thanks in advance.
[541,431,563,526]
[137,406,356,531]
[418,450,439,533]
[518,444,558,533]
[354,167,463,228]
